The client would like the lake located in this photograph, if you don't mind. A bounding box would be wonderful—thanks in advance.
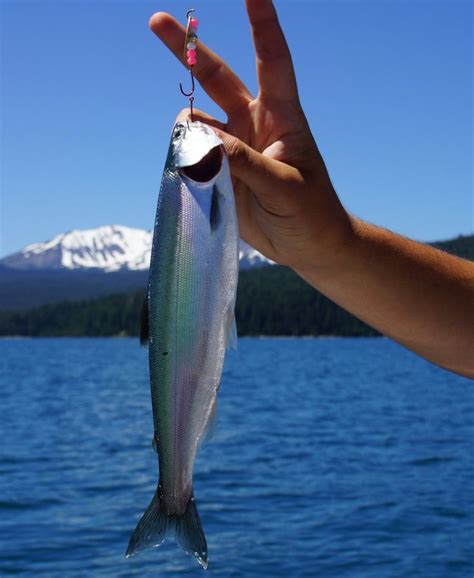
[0,337,472,577]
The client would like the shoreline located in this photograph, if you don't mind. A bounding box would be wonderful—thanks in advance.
[0,334,384,340]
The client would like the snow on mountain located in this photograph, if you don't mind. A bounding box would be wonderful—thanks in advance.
[239,240,275,269]
[1,225,273,272]
[1,225,151,272]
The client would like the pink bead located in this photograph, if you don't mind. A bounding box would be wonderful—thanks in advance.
[187,57,197,66]
[189,17,198,29]
[187,49,196,58]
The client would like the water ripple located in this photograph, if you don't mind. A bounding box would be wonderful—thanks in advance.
[0,337,472,578]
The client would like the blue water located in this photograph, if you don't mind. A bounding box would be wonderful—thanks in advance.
[0,337,472,577]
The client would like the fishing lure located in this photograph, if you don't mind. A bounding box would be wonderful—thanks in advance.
[179,9,199,121]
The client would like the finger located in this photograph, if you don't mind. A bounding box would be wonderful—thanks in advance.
[213,128,303,217]
[149,12,253,115]
[174,107,226,132]
[245,0,299,101]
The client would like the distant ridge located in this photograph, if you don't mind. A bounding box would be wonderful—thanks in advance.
[0,231,471,316]
[0,225,272,311]
[0,267,380,338]
[0,225,273,272]
[430,234,474,261]
[1,225,152,272]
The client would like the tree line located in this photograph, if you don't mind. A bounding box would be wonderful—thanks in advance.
[0,234,471,338]
[0,266,377,337]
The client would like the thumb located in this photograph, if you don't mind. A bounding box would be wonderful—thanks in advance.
[212,128,304,216]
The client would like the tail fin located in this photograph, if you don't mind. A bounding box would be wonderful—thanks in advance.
[126,488,208,569]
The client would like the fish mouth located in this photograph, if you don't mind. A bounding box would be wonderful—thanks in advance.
[180,145,224,183]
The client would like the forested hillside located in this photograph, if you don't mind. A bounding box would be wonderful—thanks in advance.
[0,234,471,337]
[0,266,378,337]
[431,234,474,260]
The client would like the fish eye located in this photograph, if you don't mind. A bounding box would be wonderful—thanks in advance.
[173,126,184,140]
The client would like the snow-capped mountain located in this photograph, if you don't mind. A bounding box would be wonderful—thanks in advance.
[1,226,151,272]
[1,225,273,272]
[239,240,274,269]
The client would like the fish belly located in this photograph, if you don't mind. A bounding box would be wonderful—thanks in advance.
[148,169,237,515]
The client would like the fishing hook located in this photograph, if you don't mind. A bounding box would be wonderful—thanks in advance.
[179,68,195,98]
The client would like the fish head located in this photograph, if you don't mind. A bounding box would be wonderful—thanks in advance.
[168,121,225,184]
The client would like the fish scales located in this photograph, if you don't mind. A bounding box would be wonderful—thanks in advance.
[126,121,239,570]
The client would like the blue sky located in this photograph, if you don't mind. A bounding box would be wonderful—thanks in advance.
[1,0,472,257]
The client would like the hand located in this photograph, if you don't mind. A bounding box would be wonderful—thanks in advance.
[149,0,353,272]
[150,1,474,377]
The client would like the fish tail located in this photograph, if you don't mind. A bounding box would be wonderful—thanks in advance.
[126,487,208,569]
[175,495,208,569]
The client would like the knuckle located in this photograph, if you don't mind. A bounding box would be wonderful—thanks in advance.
[225,138,249,170]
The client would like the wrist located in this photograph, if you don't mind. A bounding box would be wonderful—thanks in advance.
[290,212,361,283]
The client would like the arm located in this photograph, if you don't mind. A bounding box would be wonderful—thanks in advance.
[298,219,474,378]
[150,0,474,378]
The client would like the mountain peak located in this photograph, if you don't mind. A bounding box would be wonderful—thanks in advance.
[2,225,152,272]
[1,225,273,272]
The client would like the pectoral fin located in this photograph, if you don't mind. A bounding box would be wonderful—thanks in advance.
[210,184,221,232]
[200,400,218,446]
[225,309,238,350]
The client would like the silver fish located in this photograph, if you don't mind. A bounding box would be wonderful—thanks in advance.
[126,121,239,569]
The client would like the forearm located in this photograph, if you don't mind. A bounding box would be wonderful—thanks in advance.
[151,3,472,377]
[295,217,474,378]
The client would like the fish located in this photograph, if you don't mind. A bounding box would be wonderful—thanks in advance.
[126,120,239,569]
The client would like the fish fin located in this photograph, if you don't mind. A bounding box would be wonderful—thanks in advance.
[126,488,167,558]
[126,488,208,570]
[225,309,238,350]
[140,295,149,347]
[175,496,208,569]
[210,184,221,232]
[151,434,158,453]
[200,400,218,446]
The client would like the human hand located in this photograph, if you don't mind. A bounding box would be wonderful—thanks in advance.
[150,0,353,272]
[151,0,474,377]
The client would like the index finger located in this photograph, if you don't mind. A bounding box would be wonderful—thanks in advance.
[149,12,253,115]
[245,0,299,102]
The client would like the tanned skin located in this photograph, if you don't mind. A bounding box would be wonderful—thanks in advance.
[149,0,474,378]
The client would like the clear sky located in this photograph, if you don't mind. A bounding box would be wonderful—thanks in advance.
[1,0,472,257]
